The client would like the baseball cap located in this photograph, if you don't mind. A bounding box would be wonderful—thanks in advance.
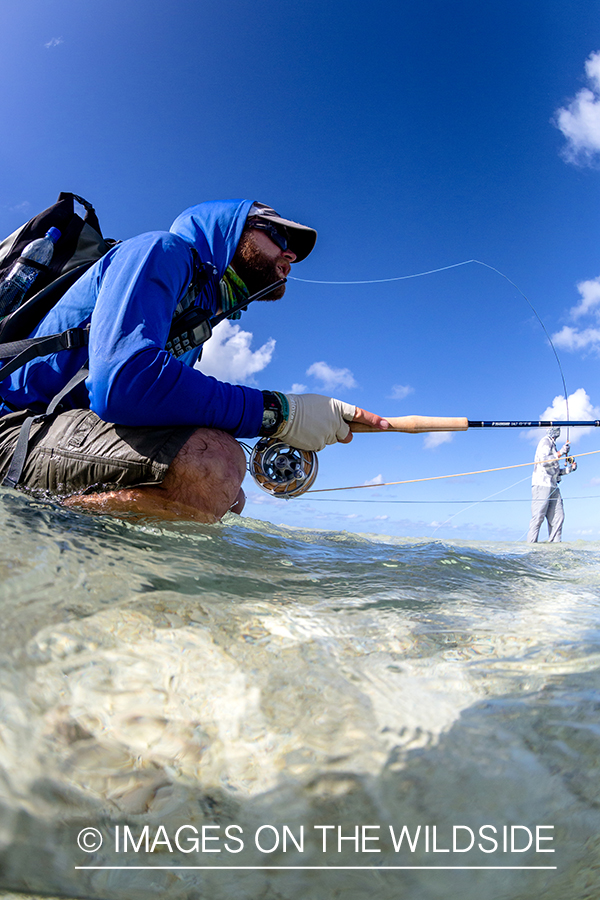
[248,202,317,262]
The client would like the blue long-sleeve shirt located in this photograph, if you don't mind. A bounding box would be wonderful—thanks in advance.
[0,199,264,437]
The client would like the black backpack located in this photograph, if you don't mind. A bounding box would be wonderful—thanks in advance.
[0,192,116,344]
[0,192,121,404]
[0,192,197,488]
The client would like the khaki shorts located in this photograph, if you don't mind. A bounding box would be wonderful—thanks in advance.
[0,409,196,496]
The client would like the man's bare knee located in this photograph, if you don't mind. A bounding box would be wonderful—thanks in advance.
[167,428,246,483]
[158,428,246,517]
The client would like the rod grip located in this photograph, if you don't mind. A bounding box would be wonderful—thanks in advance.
[351,415,469,434]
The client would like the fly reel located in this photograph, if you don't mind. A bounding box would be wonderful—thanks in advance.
[249,437,318,498]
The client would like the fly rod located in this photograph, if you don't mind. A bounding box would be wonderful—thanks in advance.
[249,417,594,499]
[351,416,600,433]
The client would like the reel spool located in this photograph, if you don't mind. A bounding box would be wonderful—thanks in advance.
[249,437,318,498]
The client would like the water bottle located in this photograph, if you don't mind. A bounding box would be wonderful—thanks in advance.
[0,226,62,318]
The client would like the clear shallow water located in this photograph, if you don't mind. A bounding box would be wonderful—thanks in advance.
[0,488,599,900]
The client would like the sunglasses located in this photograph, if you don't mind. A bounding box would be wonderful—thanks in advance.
[248,219,289,252]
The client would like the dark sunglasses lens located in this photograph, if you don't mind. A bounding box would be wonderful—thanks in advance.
[254,221,288,251]
[270,228,288,251]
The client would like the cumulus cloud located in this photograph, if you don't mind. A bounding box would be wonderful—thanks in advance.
[525,388,600,445]
[306,361,357,390]
[389,384,414,401]
[554,50,600,165]
[423,431,453,450]
[290,382,307,394]
[553,323,600,352]
[44,37,63,49]
[363,474,383,486]
[195,319,275,384]
[552,276,600,353]
[569,277,600,319]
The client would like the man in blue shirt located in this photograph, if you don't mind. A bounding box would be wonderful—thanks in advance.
[0,200,387,521]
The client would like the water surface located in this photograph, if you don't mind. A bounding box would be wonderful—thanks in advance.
[0,488,599,899]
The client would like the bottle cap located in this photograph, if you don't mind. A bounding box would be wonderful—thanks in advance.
[46,227,62,242]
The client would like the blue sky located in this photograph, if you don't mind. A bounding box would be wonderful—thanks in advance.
[1,0,600,541]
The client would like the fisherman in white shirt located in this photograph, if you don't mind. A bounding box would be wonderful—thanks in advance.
[527,426,576,543]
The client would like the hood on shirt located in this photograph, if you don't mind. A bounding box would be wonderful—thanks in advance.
[169,199,254,280]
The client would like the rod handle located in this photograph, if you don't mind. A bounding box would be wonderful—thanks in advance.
[351,415,469,434]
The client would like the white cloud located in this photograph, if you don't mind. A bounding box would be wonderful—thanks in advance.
[554,50,600,165]
[525,388,600,445]
[195,319,275,384]
[389,384,414,401]
[569,277,600,319]
[363,474,383,486]
[306,360,357,390]
[290,383,307,394]
[553,324,600,352]
[552,276,600,353]
[423,431,453,449]
[44,37,63,49]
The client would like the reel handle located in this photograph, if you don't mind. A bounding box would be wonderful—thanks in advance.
[351,415,469,434]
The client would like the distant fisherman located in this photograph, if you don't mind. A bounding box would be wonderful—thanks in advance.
[527,427,576,542]
[0,200,388,521]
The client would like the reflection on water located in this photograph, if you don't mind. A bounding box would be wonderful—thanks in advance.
[0,488,599,899]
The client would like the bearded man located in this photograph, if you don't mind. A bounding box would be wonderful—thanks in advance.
[0,199,387,520]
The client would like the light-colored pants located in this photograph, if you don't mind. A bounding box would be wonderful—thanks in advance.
[527,485,564,542]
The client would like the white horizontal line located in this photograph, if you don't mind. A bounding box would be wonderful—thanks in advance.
[75,865,557,871]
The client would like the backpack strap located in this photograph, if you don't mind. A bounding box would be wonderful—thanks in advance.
[2,363,90,488]
[0,326,89,381]
[46,364,90,416]
[2,415,38,488]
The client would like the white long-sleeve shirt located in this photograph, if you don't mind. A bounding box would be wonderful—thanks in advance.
[531,435,561,488]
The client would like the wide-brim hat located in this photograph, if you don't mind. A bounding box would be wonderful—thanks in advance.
[249,202,317,262]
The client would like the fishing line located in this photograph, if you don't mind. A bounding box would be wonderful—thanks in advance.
[288,260,475,285]
[304,495,600,503]
[305,448,600,493]
[430,474,531,536]
[471,260,570,438]
[290,257,571,437]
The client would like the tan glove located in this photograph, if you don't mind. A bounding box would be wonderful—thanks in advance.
[277,393,356,451]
